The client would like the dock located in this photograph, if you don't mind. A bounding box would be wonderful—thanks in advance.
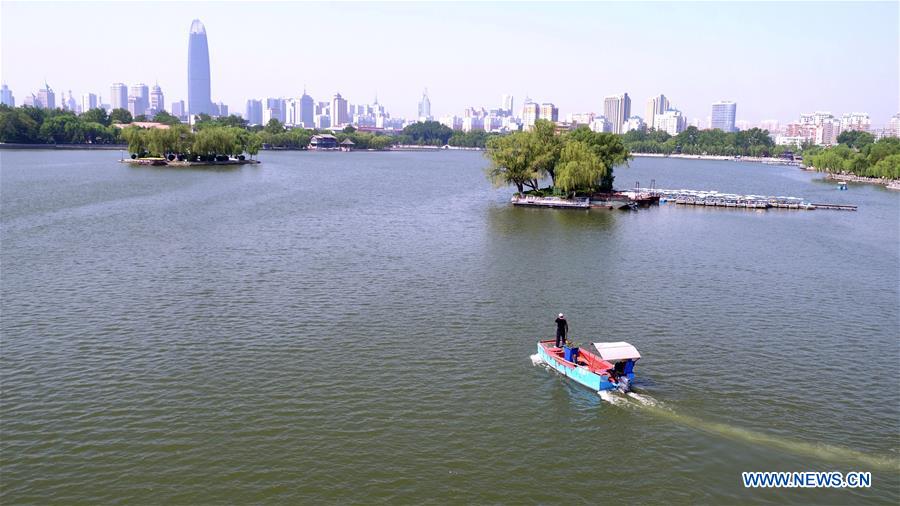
[633,187,857,211]
[511,195,590,209]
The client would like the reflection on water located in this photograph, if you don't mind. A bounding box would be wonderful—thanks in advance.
[1,150,898,504]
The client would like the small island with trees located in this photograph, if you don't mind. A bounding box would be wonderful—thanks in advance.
[484,119,629,199]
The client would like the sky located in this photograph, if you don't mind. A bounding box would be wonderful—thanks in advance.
[1,1,898,125]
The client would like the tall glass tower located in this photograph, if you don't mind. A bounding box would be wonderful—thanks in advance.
[711,101,737,132]
[188,19,212,116]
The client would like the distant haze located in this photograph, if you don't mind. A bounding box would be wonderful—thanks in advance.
[1,1,897,125]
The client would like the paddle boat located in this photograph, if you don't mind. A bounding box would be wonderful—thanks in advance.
[536,339,641,392]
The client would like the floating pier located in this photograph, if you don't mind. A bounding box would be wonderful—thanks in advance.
[636,187,856,211]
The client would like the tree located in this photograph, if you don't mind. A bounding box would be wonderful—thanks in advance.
[564,126,629,190]
[109,108,133,124]
[0,107,40,142]
[152,110,182,126]
[80,107,110,126]
[837,130,875,150]
[401,121,453,145]
[121,126,148,155]
[264,118,284,134]
[484,132,542,194]
[555,140,605,193]
[247,136,262,159]
[342,125,357,134]
[527,119,563,184]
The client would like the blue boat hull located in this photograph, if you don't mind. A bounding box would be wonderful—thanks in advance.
[537,342,626,392]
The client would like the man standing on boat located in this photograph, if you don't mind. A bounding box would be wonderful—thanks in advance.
[555,313,568,348]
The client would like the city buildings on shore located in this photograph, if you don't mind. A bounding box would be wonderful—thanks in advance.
[604,93,631,134]
[645,94,669,131]
[81,93,97,113]
[711,101,737,132]
[4,19,895,143]
[654,109,687,135]
[2,84,16,107]
[417,89,432,122]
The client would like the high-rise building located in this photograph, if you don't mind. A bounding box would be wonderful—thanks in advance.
[603,93,631,134]
[264,98,285,123]
[149,83,165,114]
[622,116,646,133]
[110,83,127,110]
[299,91,314,128]
[759,119,780,133]
[214,102,228,117]
[540,103,559,123]
[36,82,55,109]
[314,114,331,129]
[245,99,262,125]
[1,84,14,107]
[567,112,595,125]
[501,94,514,117]
[840,112,870,132]
[81,93,97,113]
[711,101,737,132]
[418,89,432,122]
[522,98,539,129]
[645,94,669,131]
[888,113,900,138]
[128,83,149,116]
[590,116,610,133]
[171,100,186,120]
[653,109,686,136]
[188,19,213,116]
[331,93,349,127]
[440,115,462,131]
[64,90,77,112]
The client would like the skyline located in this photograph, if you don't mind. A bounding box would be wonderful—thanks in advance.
[1,1,897,125]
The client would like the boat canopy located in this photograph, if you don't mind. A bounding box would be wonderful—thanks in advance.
[592,342,641,362]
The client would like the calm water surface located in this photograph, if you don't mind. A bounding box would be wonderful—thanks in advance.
[2,150,898,504]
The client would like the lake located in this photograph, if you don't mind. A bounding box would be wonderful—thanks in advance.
[1,149,898,504]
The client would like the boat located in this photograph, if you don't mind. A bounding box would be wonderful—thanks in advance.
[837,181,848,190]
[536,339,641,392]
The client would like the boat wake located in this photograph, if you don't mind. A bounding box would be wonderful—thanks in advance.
[529,353,545,366]
[597,390,900,472]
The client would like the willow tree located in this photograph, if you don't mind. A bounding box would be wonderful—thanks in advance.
[564,126,629,191]
[485,132,542,194]
[121,125,147,155]
[555,141,606,193]
[528,119,563,184]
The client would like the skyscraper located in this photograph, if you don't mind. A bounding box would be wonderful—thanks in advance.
[501,94,514,117]
[129,83,149,116]
[65,90,77,112]
[1,84,15,107]
[245,99,262,125]
[81,93,97,113]
[34,82,56,109]
[188,19,213,116]
[418,89,432,122]
[110,83,127,110]
[522,98,539,129]
[645,94,669,131]
[711,101,737,132]
[172,100,186,120]
[540,103,559,122]
[331,93,348,127]
[603,93,631,134]
[299,91,314,128]
[149,83,165,114]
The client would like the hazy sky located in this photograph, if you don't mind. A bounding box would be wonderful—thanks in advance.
[2,1,898,125]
